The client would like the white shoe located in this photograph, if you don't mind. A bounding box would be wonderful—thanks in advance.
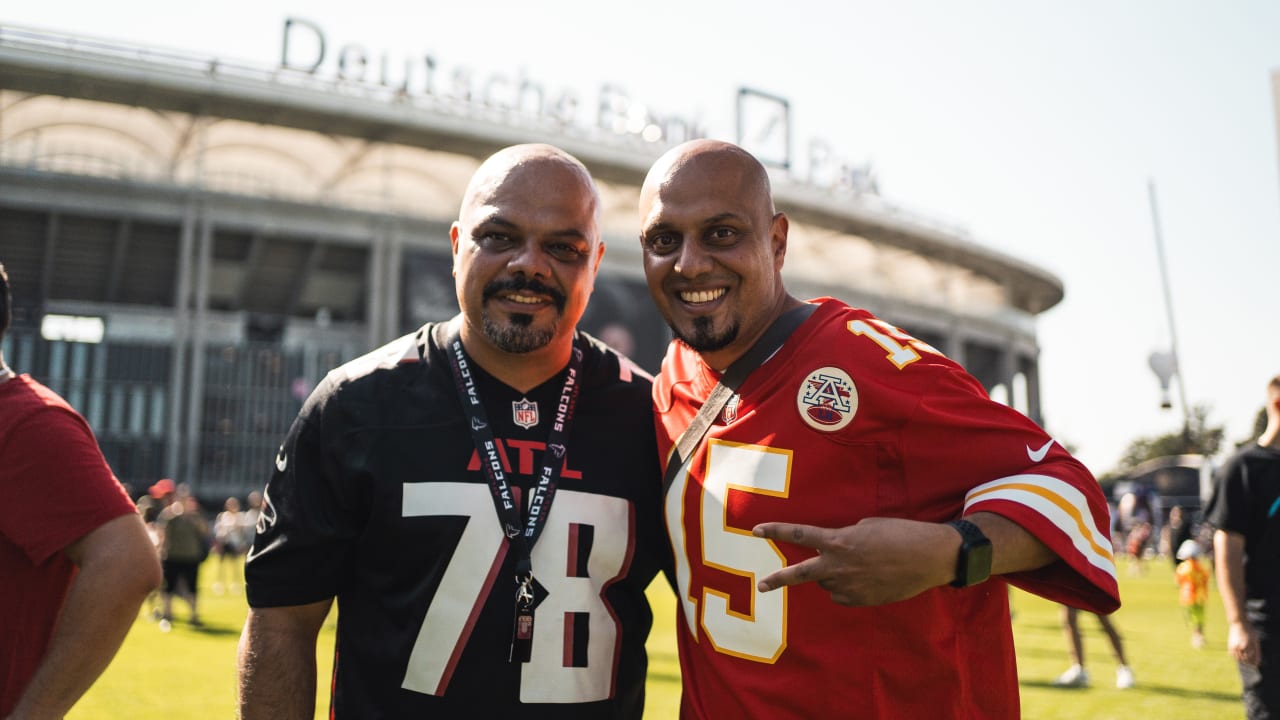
[1115,665,1135,689]
[1052,664,1089,688]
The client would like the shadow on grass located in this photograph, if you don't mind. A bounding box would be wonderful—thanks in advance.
[150,619,241,638]
[1021,679,1240,702]
[1015,621,1069,632]
[1016,646,1078,661]
[191,622,241,638]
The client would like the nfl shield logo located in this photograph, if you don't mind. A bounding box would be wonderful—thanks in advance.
[512,398,539,429]
[721,394,740,424]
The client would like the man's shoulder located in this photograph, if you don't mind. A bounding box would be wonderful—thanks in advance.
[797,300,965,391]
[316,327,438,398]
[1218,443,1280,478]
[333,329,430,383]
[0,375,81,426]
[289,327,443,433]
[576,331,654,394]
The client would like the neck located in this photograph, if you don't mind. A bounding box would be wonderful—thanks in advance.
[1259,421,1280,449]
[456,319,573,394]
[0,356,12,385]
[700,293,807,372]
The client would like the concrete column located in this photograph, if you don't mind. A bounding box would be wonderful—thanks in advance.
[1024,354,1044,427]
[366,223,387,348]
[945,324,967,368]
[999,341,1017,411]
[165,198,196,477]
[182,210,213,488]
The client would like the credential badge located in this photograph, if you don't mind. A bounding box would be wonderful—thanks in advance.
[797,366,858,432]
[513,398,539,429]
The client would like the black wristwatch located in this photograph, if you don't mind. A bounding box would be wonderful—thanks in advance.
[946,519,993,588]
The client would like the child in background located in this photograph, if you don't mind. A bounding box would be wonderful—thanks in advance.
[1174,539,1210,649]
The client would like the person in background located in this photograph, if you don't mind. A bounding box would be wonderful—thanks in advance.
[1161,505,1195,571]
[1205,373,1280,719]
[0,261,162,718]
[636,139,1120,718]
[238,490,263,556]
[155,487,209,630]
[1051,605,1135,689]
[1175,539,1210,649]
[213,496,246,594]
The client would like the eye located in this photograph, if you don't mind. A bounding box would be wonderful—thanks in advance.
[643,232,680,255]
[545,241,589,262]
[475,231,516,250]
[706,226,739,244]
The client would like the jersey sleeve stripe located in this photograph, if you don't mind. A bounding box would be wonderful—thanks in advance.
[963,474,1117,581]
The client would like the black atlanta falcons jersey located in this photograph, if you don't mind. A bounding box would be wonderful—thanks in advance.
[246,321,669,719]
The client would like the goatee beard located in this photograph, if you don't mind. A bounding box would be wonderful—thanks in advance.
[673,316,738,353]
[483,312,556,354]
[480,276,566,353]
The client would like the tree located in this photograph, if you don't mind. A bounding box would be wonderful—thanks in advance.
[1114,403,1224,472]
[1249,406,1267,442]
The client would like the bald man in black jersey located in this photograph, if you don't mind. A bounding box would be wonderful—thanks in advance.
[237,145,668,719]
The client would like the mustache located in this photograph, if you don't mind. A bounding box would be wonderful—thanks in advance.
[482,276,567,310]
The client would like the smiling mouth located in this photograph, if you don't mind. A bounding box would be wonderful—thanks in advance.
[503,292,545,305]
[483,277,566,311]
[679,288,726,304]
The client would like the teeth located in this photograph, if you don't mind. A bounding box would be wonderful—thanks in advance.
[680,288,726,304]
[506,294,542,305]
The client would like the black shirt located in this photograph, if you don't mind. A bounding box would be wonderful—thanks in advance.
[246,321,669,718]
[1204,443,1280,628]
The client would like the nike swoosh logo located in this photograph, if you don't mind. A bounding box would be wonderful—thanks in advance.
[275,449,289,473]
[1026,439,1054,463]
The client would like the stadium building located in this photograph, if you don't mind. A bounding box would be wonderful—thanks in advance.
[0,23,1066,501]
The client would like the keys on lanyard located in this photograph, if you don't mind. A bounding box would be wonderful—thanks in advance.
[510,573,536,663]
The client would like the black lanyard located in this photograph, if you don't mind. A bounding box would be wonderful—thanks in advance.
[444,328,582,662]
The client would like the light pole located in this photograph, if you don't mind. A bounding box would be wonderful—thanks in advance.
[1148,179,1191,433]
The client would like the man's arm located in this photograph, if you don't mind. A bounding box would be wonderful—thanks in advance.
[4,513,161,720]
[753,511,1052,606]
[238,600,333,720]
[1213,528,1260,666]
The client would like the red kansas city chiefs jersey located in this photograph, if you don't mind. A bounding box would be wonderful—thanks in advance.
[653,299,1120,720]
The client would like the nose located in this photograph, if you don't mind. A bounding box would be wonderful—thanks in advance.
[673,237,713,278]
[506,240,551,278]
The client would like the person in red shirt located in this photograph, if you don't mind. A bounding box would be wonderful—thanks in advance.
[637,140,1121,718]
[0,262,161,718]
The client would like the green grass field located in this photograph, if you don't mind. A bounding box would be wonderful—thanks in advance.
[66,556,1242,718]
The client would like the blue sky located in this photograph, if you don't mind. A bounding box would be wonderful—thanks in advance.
[5,0,1278,474]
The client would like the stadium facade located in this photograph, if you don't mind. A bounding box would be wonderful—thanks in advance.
[0,23,1065,501]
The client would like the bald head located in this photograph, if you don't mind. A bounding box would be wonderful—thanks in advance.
[641,139,775,217]
[461,144,601,227]
[637,139,797,369]
[450,143,606,376]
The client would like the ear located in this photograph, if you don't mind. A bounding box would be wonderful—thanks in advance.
[449,222,462,275]
[583,239,606,294]
[592,239,606,275]
[770,212,790,269]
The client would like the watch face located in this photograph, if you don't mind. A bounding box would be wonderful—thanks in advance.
[949,520,993,587]
[966,541,994,586]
